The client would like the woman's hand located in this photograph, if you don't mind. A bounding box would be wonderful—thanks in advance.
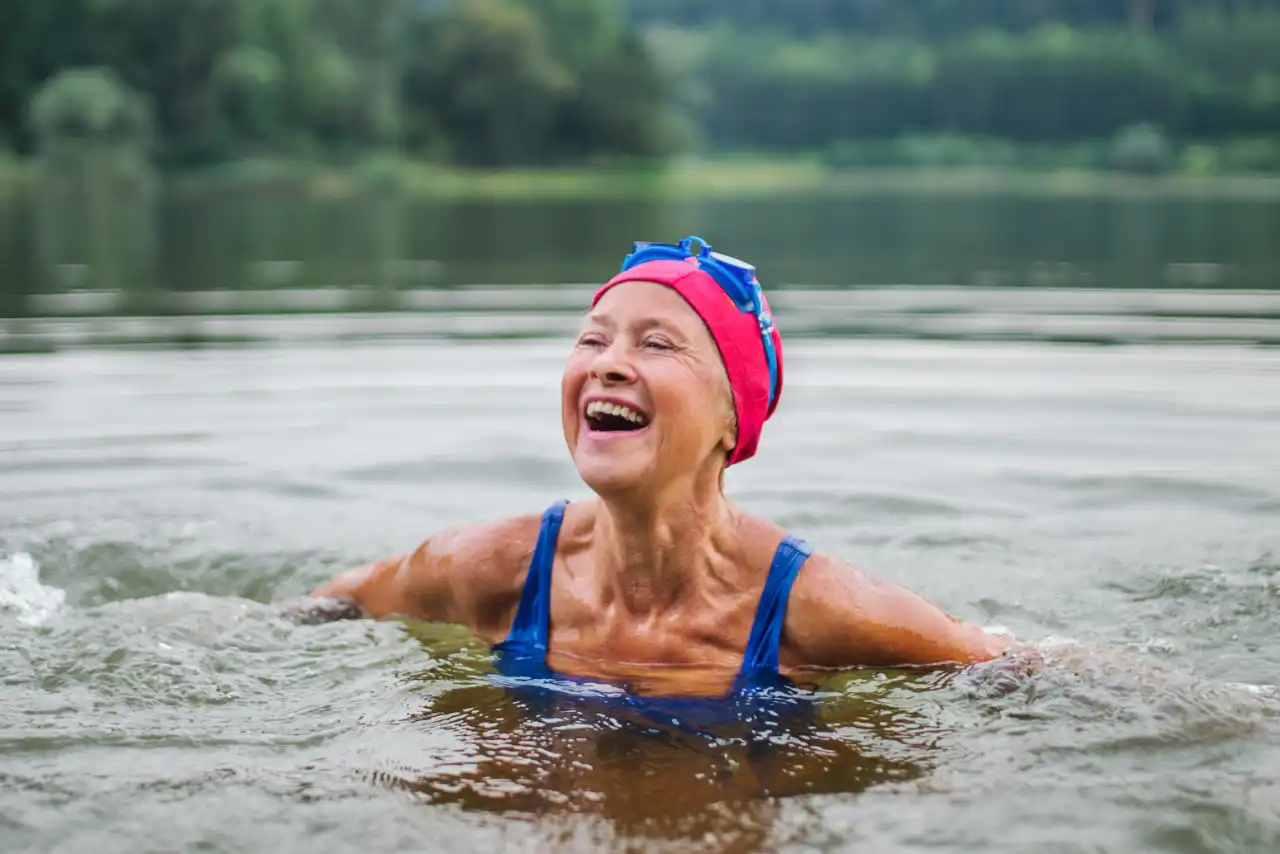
[275,594,367,624]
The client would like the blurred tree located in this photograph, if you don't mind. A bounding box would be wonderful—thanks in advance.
[399,0,672,165]
[4,0,1280,168]
[523,0,624,73]
[553,29,676,161]
[623,0,1219,36]
[400,0,572,165]
[933,26,1183,140]
[313,0,405,146]
[529,0,675,161]
[1109,121,1174,172]
[86,0,239,163]
[27,68,158,297]
[220,0,363,155]
[664,3,1280,152]
[28,67,153,147]
[0,0,97,152]
[1130,0,1156,32]
[213,45,286,147]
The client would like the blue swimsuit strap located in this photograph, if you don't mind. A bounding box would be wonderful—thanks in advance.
[739,535,813,676]
[499,500,813,681]
[497,498,569,654]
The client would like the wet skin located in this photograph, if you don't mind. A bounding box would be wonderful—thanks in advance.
[311,281,1010,695]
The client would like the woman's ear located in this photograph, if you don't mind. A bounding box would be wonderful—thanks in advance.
[718,398,738,454]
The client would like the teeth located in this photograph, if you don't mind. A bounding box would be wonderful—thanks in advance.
[586,400,647,425]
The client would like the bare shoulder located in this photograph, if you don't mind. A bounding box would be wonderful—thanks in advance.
[421,512,543,586]
[782,548,1009,669]
[308,510,544,637]
[410,512,544,635]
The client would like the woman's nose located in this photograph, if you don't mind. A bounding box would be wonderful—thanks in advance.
[591,341,636,385]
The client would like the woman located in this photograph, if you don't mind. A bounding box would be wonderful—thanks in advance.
[311,237,1011,698]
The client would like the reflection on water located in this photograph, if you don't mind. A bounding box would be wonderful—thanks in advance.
[3,179,1280,313]
[5,175,1280,357]
[366,625,944,846]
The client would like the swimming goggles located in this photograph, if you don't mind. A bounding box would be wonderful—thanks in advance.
[619,236,779,408]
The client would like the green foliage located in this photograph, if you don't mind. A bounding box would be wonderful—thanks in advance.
[1213,136,1280,172]
[400,0,672,165]
[626,0,1245,37]
[0,147,20,184]
[676,10,1280,155]
[553,30,678,162]
[1109,123,1173,174]
[2,0,1280,171]
[933,26,1181,140]
[85,0,241,163]
[524,0,624,72]
[29,67,153,146]
[0,0,97,151]
[1,0,672,168]
[822,135,1111,172]
[400,0,572,166]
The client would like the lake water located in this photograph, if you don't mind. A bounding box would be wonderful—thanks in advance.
[2,185,1280,853]
[3,180,1280,302]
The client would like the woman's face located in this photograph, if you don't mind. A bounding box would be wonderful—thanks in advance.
[562,281,736,498]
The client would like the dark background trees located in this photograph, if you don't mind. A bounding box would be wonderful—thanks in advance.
[1,0,1277,168]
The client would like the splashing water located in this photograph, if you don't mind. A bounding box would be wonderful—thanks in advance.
[0,552,66,626]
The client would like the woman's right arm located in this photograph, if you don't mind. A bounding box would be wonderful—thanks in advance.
[310,549,432,621]
[301,515,539,637]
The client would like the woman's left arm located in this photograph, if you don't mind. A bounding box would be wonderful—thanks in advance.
[787,553,1013,668]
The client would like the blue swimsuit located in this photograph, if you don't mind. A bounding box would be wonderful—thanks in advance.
[491,500,817,738]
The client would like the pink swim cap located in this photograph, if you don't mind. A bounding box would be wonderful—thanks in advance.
[591,257,784,466]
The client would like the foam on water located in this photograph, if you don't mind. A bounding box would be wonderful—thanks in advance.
[0,551,66,626]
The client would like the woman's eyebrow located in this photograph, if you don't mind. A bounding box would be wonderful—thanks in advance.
[584,313,691,339]
[632,317,687,337]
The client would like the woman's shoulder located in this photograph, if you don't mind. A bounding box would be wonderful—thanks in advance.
[440,498,595,580]
[729,511,907,625]
[723,509,1006,668]
[399,506,557,637]
[778,543,1009,669]
[725,506,796,566]
[422,509,548,587]
[304,505,563,630]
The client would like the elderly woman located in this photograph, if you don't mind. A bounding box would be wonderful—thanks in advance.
[312,237,1010,698]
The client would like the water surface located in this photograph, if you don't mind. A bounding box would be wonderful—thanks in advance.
[2,320,1279,852]
[4,185,1280,302]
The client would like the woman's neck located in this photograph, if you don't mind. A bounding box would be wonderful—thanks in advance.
[591,478,738,616]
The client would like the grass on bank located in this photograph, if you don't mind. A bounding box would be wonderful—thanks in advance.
[8,132,1280,201]
[169,151,1280,202]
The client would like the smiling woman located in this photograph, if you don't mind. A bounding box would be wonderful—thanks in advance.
[309,237,1010,699]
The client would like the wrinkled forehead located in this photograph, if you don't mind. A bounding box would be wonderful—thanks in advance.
[583,280,710,338]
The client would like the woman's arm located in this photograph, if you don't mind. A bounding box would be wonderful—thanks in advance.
[310,553,422,618]
[787,553,1012,669]
[298,514,540,637]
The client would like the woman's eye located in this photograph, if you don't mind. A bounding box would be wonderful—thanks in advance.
[643,337,675,350]
[578,334,606,347]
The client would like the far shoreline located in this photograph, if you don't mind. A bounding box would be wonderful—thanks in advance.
[5,153,1280,201]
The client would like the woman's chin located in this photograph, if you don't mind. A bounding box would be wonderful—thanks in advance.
[571,439,655,495]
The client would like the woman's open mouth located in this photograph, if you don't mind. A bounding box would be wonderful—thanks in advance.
[584,399,651,434]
